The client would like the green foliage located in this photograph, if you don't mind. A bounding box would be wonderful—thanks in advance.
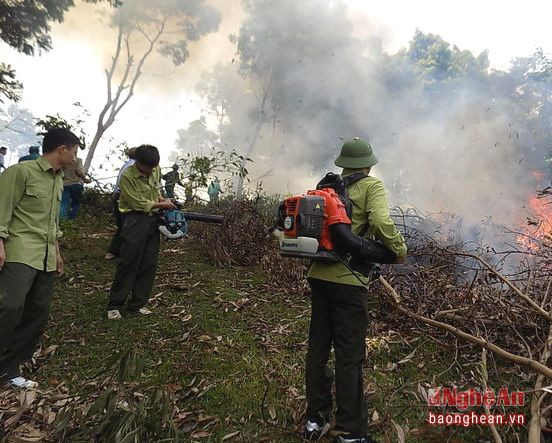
[111,0,220,66]
[36,107,88,148]
[407,29,489,82]
[175,148,251,191]
[0,63,22,103]
[0,0,120,55]
[0,0,73,55]
[0,1,119,104]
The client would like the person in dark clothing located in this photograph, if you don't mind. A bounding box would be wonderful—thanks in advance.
[18,146,40,163]
[162,164,183,199]
[0,128,80,388]
[0,146,7,171]
[106,145,176,320]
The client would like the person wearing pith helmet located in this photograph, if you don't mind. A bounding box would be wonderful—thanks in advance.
[304,137,407,443]
[334,137,378,169]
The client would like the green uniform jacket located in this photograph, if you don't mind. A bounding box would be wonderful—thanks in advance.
[118,165,162,214]
[307,170,407,287]
[0,157,64,272]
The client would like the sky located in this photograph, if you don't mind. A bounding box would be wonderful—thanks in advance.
[0,0,550,180]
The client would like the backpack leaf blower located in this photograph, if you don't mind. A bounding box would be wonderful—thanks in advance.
[275,173,396,265]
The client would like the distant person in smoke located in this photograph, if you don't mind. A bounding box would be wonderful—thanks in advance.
[304,138,407,443]
[0,128,79,389]
[0,146,7,171]
[207,177,223,204]
[60,154,91,220]
[162,164,183,199]
[105,147,137,260]
[106,145,176,320]
[18,146,40,163]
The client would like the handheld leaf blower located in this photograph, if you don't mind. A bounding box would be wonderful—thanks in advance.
[158,201,224,239]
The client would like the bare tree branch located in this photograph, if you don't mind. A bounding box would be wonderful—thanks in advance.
[378,276,552,379]
[446,250,552,322]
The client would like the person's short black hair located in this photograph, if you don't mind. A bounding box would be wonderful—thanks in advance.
[42,128,81,154]
[127,147,137,160]
[29,146,39,154]
[0,146,7,151]
[135,144,160,168]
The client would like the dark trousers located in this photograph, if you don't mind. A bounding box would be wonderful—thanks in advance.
[60,183,84,220]
[306,278,369,438]
[108,212,160,312]
[0,263,55,381]
[107,191,123,256]
[165,185,175,199]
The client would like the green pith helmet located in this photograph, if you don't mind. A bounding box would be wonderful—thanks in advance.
[334,137,378,169]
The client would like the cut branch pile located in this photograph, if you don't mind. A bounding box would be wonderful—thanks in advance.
[193,199,275,267]
[372,208,552,442]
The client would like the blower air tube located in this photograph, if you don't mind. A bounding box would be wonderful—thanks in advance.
[181,212,224,224]
[329,223,397,264]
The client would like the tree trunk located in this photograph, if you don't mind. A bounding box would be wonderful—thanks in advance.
[235,121,261,198]
[235,71,274,198]
[84,126,105,173]
[528,318,552,442]
[82,22,165,174]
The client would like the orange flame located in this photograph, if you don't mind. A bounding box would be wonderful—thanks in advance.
[517,196,552,250]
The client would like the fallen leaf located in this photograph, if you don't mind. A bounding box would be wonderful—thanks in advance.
[222,431,240,440]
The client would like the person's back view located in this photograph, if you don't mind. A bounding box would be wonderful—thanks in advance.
[60,156,91,220]
[18,146,40,163]
[304,138,407,443]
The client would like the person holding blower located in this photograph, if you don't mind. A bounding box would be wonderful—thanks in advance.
[106,144,176,320]
[305,138,407,443]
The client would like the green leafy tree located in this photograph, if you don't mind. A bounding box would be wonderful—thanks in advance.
[0,0,119,102]
[407,30,489,80]
[36,110,87,148]
[0,64,23,102]
[174,149,250,201]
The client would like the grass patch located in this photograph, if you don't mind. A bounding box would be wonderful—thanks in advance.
[4,204,527,442]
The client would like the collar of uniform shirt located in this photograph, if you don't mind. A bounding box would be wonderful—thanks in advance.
[129,164,153,179]
[37,156,64,176]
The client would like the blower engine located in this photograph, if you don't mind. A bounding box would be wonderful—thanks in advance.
[158,201,224,239]
[276,173,396,265]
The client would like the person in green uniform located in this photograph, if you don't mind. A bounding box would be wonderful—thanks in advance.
[305,138,407,443]
[106,145,176,320]
[0,128,80,388]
